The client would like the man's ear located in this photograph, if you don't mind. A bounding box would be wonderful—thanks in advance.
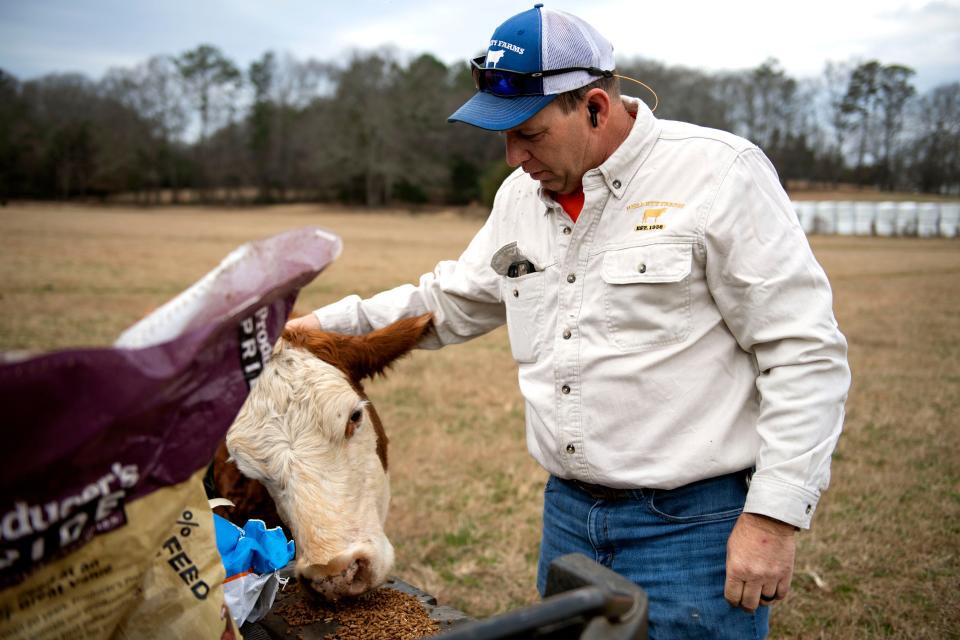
[584,87,612,128]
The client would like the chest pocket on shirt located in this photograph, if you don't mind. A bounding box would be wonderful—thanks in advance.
[501,271,545,363]
[600,242,694,352]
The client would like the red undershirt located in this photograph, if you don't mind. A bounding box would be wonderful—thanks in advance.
[553,189,586,222]
[550,109,637,223]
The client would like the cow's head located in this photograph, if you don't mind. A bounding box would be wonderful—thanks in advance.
[222,313,432,600]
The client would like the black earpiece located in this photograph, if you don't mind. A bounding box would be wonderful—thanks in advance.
[588,104,599,128]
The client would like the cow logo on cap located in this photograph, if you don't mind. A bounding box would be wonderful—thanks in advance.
[486,49,506,68]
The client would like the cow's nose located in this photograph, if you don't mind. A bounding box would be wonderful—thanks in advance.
[297,552,374,601]
[297,552,369,582]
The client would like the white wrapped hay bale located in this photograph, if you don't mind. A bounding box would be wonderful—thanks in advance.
[835,201,856,235]
[895,202,918,236]
[875,202,897,237]
[793,201,817,234]
[853,201,876,236]
[815,201,836,234]
[917,202,940,238]
[938,203,960,238]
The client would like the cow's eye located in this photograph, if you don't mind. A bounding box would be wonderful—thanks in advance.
[345,407,364,439]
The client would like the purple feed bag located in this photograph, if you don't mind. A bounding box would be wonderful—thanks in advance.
[0,227,341,638]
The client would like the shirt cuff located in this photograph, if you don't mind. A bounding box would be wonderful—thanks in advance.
[743,475,820,529]
[311,295,363,335]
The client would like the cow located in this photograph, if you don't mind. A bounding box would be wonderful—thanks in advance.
[211,313,433,601]
[641,207,668,225]
[486,49,506,68]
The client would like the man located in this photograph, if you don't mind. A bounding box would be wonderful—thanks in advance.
[288,5,850,638]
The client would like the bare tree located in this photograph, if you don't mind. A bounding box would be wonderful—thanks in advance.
[619,58,733,131]
[175,44,242,198]
[0,70,28,203]
[841,61,883,179]
[876,64,916,190]
[840,61,918,189]
[740,58,798,151]
[21,74,101,198]
[820,61,853,184]
[325,50,401,206]
[909,83,960,194]
[102,55,188,201]
[4,43,954,203]
[248,51,276,201]
[391,53,454,202]
[268,55,334,200]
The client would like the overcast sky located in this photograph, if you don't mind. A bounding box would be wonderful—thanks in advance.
[1,0,958,91]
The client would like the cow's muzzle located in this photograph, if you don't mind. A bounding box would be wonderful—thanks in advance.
[296,549,385,601]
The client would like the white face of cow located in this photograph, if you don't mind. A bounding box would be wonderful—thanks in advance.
[226,342,394,600]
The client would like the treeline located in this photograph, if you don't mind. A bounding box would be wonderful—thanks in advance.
[1,45,958,206]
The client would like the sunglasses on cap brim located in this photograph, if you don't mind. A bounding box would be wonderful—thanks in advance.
[470,55,613,98]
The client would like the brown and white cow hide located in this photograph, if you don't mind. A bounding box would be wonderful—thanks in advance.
[212,313,432,600]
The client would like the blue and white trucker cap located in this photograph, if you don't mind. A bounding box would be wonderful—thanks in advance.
[448,4,615,131]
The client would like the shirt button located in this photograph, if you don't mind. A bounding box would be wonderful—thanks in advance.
[566,273,576,283]
[561,384,571,394]
[566,443,576,454]
[562,329,572,339]
[612,179,622,189]
[637,263,647,273]
[562,226,572,235]
[512,288,519,297]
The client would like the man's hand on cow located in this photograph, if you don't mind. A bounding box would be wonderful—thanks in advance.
[724,512,797,612]
[285,312,321,332]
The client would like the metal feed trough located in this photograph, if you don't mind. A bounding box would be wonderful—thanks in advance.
[436,553,648,640]
[242,553,647,639]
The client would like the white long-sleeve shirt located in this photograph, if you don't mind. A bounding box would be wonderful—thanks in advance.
[314,96,850,529]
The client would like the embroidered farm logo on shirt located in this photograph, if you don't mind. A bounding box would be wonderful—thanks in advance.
[627,201,685,231]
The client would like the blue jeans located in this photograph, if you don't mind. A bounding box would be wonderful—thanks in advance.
[538,471,769,640]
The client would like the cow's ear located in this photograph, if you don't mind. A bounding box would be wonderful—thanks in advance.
[335,313,433,382]
[283,313,433,383]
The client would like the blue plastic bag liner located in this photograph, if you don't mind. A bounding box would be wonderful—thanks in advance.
[214,515,296,626]
[214,515,295,577]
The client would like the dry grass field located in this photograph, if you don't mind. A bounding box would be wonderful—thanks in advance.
[1,203,958,639]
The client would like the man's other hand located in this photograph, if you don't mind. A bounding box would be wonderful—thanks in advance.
[285,312,321,332]
[724,512,797,611]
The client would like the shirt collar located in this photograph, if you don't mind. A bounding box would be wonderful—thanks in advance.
[536,96,661,211]
[584,96,661,199]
